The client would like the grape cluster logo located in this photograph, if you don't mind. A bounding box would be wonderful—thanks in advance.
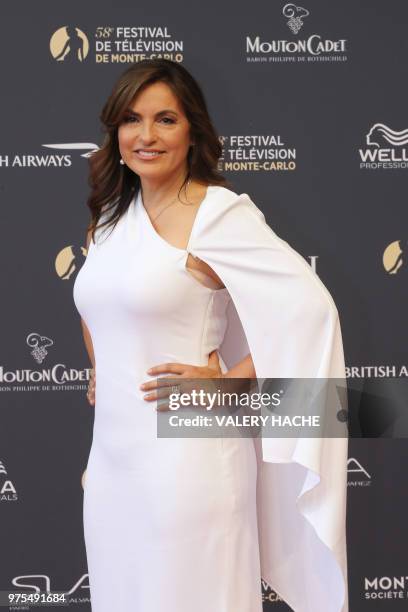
[283,3,309,34]
[27,333,54,364]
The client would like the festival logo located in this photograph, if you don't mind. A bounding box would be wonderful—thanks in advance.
[49,25,184,64]
[55,244,87,281]
[262,579,284,604]
[382,240,405,274]
[218,134,297,172]
[50,26,89,62]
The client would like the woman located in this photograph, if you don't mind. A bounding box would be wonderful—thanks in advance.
[73,59,348,612]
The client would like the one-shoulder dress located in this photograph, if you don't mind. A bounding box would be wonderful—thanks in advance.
[73,185,263,612]
[73,184,349,612]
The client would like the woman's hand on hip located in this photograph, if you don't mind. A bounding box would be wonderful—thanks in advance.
[140,349,223,404]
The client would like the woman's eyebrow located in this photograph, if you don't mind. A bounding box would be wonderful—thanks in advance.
[125,108,179,117]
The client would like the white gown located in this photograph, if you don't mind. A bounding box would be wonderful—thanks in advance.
[73,184,348,612]
[73,185,263,611]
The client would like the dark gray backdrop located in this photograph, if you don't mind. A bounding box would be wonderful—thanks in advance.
[1,1,407,610]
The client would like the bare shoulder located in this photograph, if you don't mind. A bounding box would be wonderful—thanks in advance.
[183,181,226,288]
[183,180,210,206]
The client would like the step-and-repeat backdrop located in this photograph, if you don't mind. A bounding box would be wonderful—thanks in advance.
[1,1,407,610]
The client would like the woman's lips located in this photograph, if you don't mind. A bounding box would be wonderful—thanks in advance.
[133,150,165,161]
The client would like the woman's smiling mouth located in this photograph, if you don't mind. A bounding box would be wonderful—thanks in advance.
[133,149,165,160]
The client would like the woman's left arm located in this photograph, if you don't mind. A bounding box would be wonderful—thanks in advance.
[221,352,256,379]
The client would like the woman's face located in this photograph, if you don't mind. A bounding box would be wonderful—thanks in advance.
[118,81,193,183]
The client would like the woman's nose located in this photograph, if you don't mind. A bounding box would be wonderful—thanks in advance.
[139,122,156,143]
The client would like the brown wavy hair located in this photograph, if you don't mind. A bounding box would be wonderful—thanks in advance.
[87,58,232,243]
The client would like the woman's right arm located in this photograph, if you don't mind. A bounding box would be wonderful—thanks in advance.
[83,228,95,405]
[81,317,95,369]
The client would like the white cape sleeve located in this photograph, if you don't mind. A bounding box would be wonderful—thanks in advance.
[188,187,349,612]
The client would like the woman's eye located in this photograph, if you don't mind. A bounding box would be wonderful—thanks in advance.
[121,116,175,125]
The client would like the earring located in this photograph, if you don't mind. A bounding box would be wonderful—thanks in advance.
[119,158,125,165]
